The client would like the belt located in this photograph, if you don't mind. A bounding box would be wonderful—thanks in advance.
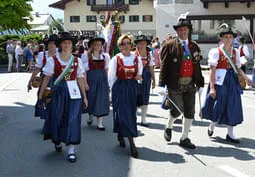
[178,77,192,85]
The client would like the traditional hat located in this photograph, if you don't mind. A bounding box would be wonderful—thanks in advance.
[59,32,73,42]
[88,31,105,48]
[47,34,59,45]
[134,31,151,44]
[173,12,192,30]
[219,23,237,37]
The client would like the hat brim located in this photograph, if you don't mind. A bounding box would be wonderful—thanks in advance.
[220,31,237,38]
[134,39,151,44]
[88,38,105,48]
[173,24,192,30]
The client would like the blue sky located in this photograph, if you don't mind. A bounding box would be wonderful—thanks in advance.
[30,0,64,19]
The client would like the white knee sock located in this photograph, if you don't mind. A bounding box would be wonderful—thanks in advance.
[227,125,237,139]
[209,121,216,132]
[97,117,104,128]
[68,145,76,158]
[180,118,193,140]
[141,105,148,123]
[166,114,178,129]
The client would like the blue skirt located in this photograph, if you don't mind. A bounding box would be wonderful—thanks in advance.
[202,69,243,126]
[83,70,109,116]
[43,80,82,145]
[112,79,138,137]
[139,67,151,105]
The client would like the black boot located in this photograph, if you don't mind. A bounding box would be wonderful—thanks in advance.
[118,134,125,147]
[128,137,138,158]
[164,128,172,142]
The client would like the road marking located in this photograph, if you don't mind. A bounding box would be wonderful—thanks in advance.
[218,165,251,177]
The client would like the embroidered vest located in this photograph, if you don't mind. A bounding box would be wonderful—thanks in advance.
[134,50,150,68]
[216,48,236,69]
[116,55,138,79]
[53,56,78,81]
[88,54,106,70]
[180,42,194,77]
[240,46,245,57]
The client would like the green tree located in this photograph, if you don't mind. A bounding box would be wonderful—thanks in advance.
[0,0,33,31]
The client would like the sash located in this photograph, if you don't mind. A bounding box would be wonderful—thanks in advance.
[54,56,75,86]
[221,47,238,74]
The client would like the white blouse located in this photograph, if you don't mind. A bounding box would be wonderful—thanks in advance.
[108,52,143,89]
[35,49,59,69]
[208,45,241,68]
[43,53,85,78]
[138,51,154,67]
[81,52,110,71]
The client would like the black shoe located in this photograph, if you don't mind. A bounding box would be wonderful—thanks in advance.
[67,153,77,163]
[54,144,62,152]
[140,122,149,127]
[118,134,125,148]
[207,129,214,137]
[130,143,139,158]
[87,120,93,125]
[97,126,105,131]
[164,128,172,142]
[180,138,196,149]
[226,134,240,144]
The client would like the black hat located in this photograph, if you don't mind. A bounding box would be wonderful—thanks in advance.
[47,34,58,45]
[134,31,151,44]
[173,12,192,30]
[219,24,236,37]
[88,33,105,48]
[59,32,73,42]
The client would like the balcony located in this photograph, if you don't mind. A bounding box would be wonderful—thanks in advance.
[91,4,129,13]
[200,0,255,8]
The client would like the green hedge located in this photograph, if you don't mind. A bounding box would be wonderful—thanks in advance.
[0,34,43,64]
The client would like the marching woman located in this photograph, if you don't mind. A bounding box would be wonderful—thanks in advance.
[39,32,88,163]
[134,33,156,126]
[81,34,110,130]
[108,34,143,158]
[202,26,252,143]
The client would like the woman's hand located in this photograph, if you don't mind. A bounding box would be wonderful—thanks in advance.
[85,82,89,91]
[135,75,142,81]
[210,87,216,99]
[83,97,88,109]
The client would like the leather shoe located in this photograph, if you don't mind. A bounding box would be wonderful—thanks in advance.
[67,153,77,163]
[140,122,149,127]
[164,128,172,142]
[180,138,196,149]
[130,143,139,158]
[97,126,105,131]
[226,134,240,144]
[207,129,214,137]
[54,144,62,152]
[87,120,93,125]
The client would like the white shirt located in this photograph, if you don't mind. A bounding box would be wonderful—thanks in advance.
[81,52,110,71]
[137,51,155,67]
[239,45,249,65]
[108,52,143,89]
[43,53,84,78]
[208,45,241,68]
[36,49,59,68]
[15,45,23,58]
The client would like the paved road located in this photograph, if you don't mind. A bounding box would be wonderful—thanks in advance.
[0,70,255,177]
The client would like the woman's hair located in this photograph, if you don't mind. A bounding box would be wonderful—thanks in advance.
[117,33,134,49]
[87,41,103,60]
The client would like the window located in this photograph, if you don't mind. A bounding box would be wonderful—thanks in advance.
[129,0,139,5]
[119,15,125,23]
[175,0,193,3]
[87,0,96,5]
[129,15,139,22]
[116,0,125,5]
[143,15,153,22]
[87,16,97,22]
[107,0,114,5]
[70,16,80,23]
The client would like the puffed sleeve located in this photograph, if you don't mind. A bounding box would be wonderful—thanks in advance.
[208,48,219,67]
[104,53,110,69]
[42,57,54,76]
[137,56,143,75]
[35,51,44,68]
[234,48,241,69]
[108,56,117,89]
[243,45,250,58]
[149,51,155,66]
[81,53,89,71]
[77,58,85,78]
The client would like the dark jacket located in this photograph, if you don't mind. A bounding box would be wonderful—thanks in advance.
[159,38,204,90]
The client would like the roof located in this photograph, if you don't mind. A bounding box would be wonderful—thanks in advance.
[49,0,75,10]
[27,13,53,25]
[30,25,50,32]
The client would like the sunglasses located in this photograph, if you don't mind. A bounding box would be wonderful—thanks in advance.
[120,42,131,46]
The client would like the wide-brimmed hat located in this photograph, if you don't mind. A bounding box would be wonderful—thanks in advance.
[59,32,73,42]
[173,12,192,30]
[134,31,151,44]
[88,32,105,48]
[47,34,59,45]
[219,23,236,37]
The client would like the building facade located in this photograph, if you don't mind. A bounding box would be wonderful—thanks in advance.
[50,0,156,38]
[28,13,55,34]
